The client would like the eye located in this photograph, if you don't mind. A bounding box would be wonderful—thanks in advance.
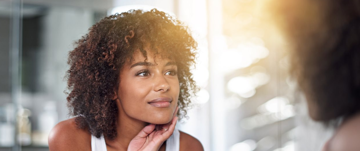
[136,69,150,77]
[165,70,177,76]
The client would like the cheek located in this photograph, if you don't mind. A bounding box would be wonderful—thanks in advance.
[118,80,149,103]
[117,81,152,121]
[173,80,180,97]
[174,84,180,99]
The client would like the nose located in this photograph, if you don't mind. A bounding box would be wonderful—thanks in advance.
[154,74,170,92]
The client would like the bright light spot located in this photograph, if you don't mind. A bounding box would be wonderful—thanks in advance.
[227,77,256,98]
[237,43,269,60]
[262,97,289,113]
[227,72,269,98]
[243,139,257,150]
[273,141,295,151]
[251,72,270,86]
[257,137,275,151]
[219,40,269,73]
[188,1,208,37]
[195,89,210,104]
[225,95,244,110]
[280,105,295,119]
[257,97,295,120]
[230,139,257,151]
[230,142,251,151]
[219,50,253,72]
[265,100,280,113]
[250,66,267,74]
[239,89,256,98]
[192,69,209,88]
[241,114,272,130]
[241,99,295,130]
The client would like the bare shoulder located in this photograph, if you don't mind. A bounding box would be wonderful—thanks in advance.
[179,131,204,151]
[48,117,91,151]
[330,114,360,151]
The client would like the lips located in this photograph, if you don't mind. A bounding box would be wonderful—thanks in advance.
[148,97,172,107]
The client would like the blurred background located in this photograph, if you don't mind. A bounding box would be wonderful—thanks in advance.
[0,0,334,151]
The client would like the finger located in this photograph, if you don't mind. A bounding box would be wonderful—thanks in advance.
[170,116,178,128]
[173,106,179,117]
[134,124,156,139]
[161,111,178,132]
[161,116,178,136]
[158,106,178,133]
[147,117,178,148]
[165,116,178,136]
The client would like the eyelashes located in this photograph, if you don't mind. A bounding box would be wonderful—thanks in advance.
[135,69,178,77]
[165,70,177,76]
[135,69,150,77]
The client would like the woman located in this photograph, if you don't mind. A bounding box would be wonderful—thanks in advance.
[48,9,203,151]
[271,0,360,150]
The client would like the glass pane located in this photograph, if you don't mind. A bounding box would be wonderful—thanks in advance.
[8,1,108,150]
[3,0,338,151]
[221,0,295,151]
[0,0,19,150]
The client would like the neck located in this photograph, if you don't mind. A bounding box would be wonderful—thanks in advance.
[106,100,148,150]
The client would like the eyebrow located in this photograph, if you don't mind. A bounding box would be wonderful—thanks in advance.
[130,61,177,68]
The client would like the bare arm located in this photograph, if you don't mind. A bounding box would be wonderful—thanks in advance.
[179,131,204,151]
[48,118,91,151]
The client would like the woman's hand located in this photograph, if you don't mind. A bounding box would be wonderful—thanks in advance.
[128,107,179,151]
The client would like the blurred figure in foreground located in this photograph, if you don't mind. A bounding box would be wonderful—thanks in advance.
[271,0,360,150]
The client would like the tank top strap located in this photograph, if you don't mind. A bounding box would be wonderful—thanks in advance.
[91,129,179,151]
[166,128,180,151]
[91,134,107,151]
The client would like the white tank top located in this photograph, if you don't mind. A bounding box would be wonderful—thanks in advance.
[91,129,180,151]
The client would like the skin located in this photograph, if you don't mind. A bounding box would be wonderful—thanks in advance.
[48,48,203,151]
[321,113,360,151]
[116,49,179,125]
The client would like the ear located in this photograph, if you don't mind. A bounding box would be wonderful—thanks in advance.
[112,89,118,101]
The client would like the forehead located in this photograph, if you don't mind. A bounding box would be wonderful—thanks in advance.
[127,49,175,65]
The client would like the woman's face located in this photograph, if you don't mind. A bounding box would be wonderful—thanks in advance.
[116,49,179,124]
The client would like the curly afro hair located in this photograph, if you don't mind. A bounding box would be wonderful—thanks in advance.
[66,9,198,140]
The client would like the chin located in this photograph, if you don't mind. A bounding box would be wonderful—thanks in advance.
[147,113,173,125]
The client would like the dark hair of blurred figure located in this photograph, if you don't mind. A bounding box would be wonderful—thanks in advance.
[271,0,360,150]
[273,0,360,123]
